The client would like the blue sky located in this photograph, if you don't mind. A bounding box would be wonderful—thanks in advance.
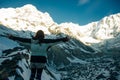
[0,0,120,25]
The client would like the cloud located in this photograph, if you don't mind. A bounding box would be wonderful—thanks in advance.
[78,0,89,5]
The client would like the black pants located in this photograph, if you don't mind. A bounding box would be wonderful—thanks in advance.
[30,68,43,80]
[30,56,47,80]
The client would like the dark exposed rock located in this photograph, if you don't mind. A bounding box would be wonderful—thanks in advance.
[0,47,30,80]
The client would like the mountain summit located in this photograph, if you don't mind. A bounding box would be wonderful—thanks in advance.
[0,4,120,80]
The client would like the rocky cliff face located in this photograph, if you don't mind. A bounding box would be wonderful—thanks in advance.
[0,47,31,80]
[0,4,120,80]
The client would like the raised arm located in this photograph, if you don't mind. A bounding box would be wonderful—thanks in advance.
[8,35,31,43]
[41,36,69,43]
[43,36,69,51]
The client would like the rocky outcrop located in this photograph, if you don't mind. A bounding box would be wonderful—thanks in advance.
[0,47,31,80]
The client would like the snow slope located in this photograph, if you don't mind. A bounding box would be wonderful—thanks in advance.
[0,4,120,80]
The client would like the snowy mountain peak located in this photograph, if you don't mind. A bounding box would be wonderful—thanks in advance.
[0,4,55,34]
[92,13,120,40]
[0,4,120,50]
[0,4,120,41]
[21,4,37,11]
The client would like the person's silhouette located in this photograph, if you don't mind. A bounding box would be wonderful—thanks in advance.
[8,30,69,80]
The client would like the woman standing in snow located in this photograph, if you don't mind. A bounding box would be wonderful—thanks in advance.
[8,30,69,80]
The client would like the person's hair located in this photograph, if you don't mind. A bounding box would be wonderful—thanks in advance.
[34,30,45,39]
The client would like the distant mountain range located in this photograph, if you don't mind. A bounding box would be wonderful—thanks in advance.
[0,4,120,80]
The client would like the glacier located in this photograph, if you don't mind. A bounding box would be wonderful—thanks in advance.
[0,4,120,80]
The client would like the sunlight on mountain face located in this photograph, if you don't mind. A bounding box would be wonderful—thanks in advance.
[0,4,120,56]
[0,4,54,34]
[0,4,120,42]
[0,4,120,80]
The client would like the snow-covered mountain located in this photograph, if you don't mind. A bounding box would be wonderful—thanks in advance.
[0,4,120,80]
